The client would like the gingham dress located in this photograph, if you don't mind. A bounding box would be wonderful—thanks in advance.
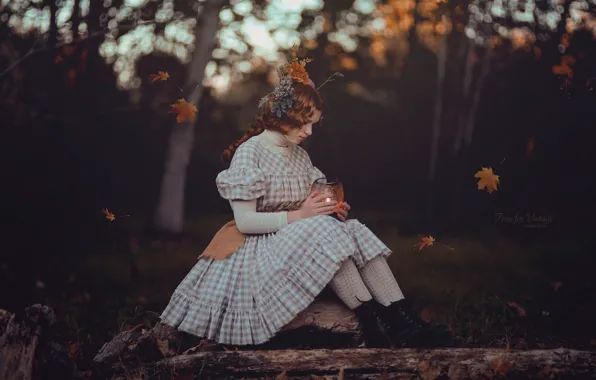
[160,136,392,345]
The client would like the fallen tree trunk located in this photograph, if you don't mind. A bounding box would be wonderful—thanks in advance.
[132,347,596,379]
[0,305,73,380]
[93,299,362,377]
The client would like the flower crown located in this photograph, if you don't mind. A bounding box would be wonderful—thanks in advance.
[258,46,343,118]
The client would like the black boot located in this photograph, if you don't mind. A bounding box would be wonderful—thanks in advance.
[352,300,393,348]
[373,299,453,348]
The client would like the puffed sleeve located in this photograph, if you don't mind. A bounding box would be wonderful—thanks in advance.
[310,165,326,185]
[216,142,267,200]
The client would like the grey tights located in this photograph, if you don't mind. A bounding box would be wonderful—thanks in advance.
[329,256,405,310]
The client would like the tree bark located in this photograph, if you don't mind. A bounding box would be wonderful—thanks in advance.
[153,0,228,234]
[0,306,73,380]
[92,299,362,378]
[463,41,492,147]
[112,347,596,379]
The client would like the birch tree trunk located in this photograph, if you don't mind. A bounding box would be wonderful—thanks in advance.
[427,35,448,184]
[453,38,475,156]
[153,1,227,234]
[425,35,448,222]
[464,41,492,146]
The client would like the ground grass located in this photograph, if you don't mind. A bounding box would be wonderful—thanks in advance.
[33,210,595,374]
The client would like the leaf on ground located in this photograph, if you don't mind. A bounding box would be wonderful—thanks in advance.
[149,71,170,82]
[170,98,198,123]
[101,208,115,221]
[474,167,500,193]
[156,338,177,357]
[414,235,435,251]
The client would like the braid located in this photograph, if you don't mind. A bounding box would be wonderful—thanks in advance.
[220,117,266,164]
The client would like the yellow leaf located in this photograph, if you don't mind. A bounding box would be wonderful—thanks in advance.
[149,71,170,83]
[474,167,500,193]
[414,235,435,251]
[101,208,115,221]
[170,98,198,123]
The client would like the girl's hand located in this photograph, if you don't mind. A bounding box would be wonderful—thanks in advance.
[334,201,350,222]
[291,191,337,222]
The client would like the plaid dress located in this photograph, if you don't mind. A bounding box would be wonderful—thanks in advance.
[160,136,392,345]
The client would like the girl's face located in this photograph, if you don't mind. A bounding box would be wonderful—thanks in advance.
[282,109,322,145]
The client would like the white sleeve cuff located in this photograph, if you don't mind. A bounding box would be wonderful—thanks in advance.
[230,199,289,234]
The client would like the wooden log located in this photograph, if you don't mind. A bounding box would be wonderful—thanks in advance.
[149,347,596,379]
[92,299,362,377]
[0,305,73,380]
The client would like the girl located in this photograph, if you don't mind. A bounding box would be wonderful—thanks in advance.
[160,67,451,348]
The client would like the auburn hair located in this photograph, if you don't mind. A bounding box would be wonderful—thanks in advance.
[221,82,325,164]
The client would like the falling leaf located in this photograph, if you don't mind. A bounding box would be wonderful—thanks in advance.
[101,208,115,221]
[474,167,500,193]
[550,281,563,292]
[414,235,435,251]
[55,56,63,65]
[337,367,345,380]
[275,370,288,380]
[149,71,170,83]
[170,98,198,123]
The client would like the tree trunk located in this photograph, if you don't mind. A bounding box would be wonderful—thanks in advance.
[464,41,492,147]
[0,306,74,380]
[110,347,595,379]
[453,39,475,156]
[0,309,38,380]
[153,0,228,234]
[92,299,362,378]
[425,34,448,223]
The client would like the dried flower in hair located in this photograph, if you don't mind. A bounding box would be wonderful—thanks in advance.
[288,60,309,84]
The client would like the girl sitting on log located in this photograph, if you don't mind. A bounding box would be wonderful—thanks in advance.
[159,52,452,349]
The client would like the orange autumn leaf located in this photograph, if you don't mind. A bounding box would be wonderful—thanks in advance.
[149,71,170,83]
[474,167,500,193]
[414,235,435,251]
[170,98,198,123]
[101,208,115,221]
